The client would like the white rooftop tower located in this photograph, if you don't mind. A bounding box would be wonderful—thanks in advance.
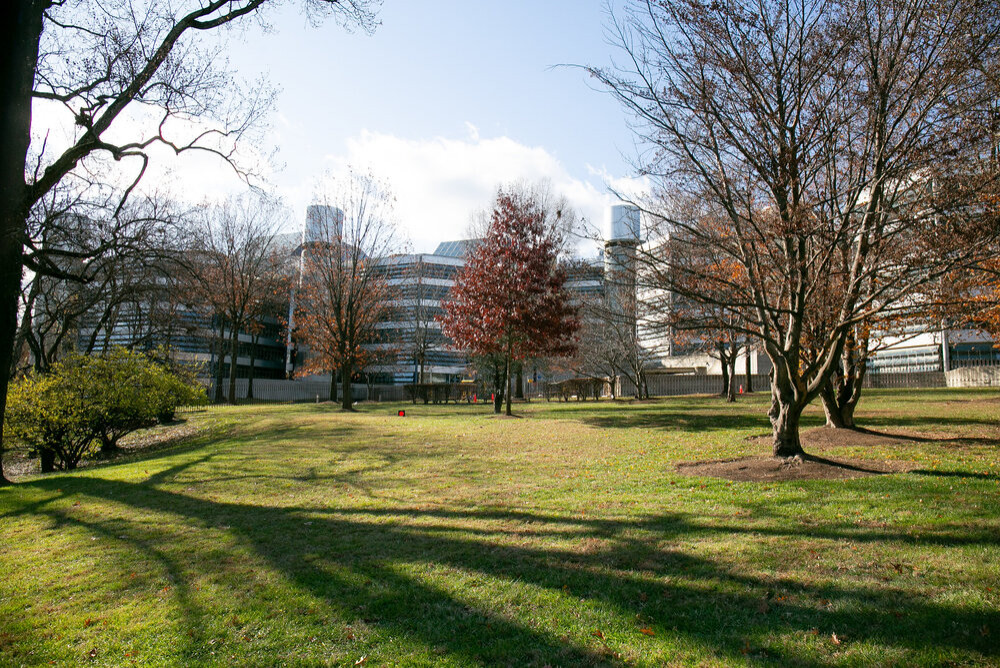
[303,205,344,245]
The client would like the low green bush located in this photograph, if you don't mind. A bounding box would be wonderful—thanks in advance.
[5,372,97,471]
[4,348,207,471]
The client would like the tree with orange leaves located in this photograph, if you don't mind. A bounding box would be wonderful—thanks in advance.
[294,171,403,410]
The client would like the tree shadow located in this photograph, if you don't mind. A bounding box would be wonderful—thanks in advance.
[15,476,1000,666]
[910,469,1000,482]
[859,415,1000,430]
[799,454,895,475]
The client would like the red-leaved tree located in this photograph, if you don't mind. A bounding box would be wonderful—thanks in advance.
[440,186,579,416]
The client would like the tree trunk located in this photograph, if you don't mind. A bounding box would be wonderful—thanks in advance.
[492,364,503,414]
[744,349,753,393]
[227,327,239,405]
[768,384,805,458]
[0,1,46,486]
[213,322,225,404]
[515,364,524,399]
[39,448,56,474]
[718,343,730,397]
[99,433,121,455]
[341,364,353,411]
[246,333,257,400]
[329,370,338,403]
[504,353,512,416]
[10,274,39,378]
[820,380,846,428]
[726,353,738,402]
[821,371,863,429]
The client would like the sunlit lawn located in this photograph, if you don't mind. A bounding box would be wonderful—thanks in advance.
[1,389,998,666]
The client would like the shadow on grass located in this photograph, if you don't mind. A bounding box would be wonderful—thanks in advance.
[799,454,893,475]
[858,414,1000,430]
[16,474,1000,666]
[911,469,1000,482]
[579,409,778,434]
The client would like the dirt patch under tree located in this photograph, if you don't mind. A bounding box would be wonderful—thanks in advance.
[677,426,924,482]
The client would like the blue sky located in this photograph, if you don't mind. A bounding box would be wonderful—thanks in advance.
[33,1,644,253]
[220,1,644,250]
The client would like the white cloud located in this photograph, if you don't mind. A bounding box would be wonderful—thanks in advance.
[314,126,627,254]
[28,103,644,255]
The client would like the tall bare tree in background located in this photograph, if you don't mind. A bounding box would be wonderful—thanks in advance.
[188,194,288,404]
[591,0,1000,457]
[295,170,404,411]
[0,0,380,483]
[12,193,183,376]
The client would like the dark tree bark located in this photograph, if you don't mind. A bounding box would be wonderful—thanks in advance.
[515,363,524,399]
[768,374,805,458]
[718,342,730,397]
[492,361,503,414]
[228,327,239,405]
[821,364,866,429]
[504,352,512,416]
[39,448,56,474]
[246,331,258,400]
[0,1,46,485]
[329,370,338,403]
[745,350,753,393]
[341,365,353,411]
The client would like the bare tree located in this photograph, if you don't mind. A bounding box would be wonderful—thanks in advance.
[592,0,1000,456]
[12,193,183,376]
[187,193,288,404]
[295,170,404,411]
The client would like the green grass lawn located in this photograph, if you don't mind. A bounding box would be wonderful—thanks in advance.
[1,389,998,666]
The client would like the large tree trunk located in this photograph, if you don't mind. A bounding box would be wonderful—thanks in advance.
[820,381,850,428]
[329,370,338,403]
[515,363,524,399]
[768,379,805,458]
[341,365,353,411]
[744,349,753,393]
[821,363,866,429]
[826,330,869,428]
[0,1,45,486]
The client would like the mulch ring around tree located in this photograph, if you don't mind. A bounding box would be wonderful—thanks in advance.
[676,427,921,482]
